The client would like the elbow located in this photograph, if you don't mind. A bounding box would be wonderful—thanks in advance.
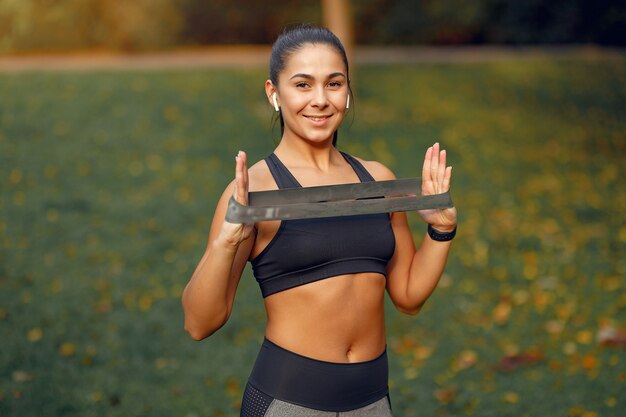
[397,306,422,316]
[394,300,423,316]
[184,324,212,341]
[183,311,229,341]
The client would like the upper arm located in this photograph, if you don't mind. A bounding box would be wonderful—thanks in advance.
[360,158,418,310]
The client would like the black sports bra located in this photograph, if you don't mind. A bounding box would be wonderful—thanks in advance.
[250,152,396,298]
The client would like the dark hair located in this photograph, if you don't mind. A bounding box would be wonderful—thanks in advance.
[270,24,352,147]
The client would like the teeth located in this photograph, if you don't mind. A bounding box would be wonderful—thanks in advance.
[308,116,327,121]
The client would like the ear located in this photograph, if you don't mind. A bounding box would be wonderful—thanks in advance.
[265,80,278,108]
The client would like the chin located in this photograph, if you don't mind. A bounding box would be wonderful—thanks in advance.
[304,132,336,144]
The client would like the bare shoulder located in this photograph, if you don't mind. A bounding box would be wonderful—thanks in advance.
[351,156,397,181]
[246,158,277,192]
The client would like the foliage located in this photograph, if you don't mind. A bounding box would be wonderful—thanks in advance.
[354,0,626,45]
[0,0,184,52]
[0,0,625,52]
[1,55,625,416]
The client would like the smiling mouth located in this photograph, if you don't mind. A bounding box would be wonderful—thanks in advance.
[304,115,331,122]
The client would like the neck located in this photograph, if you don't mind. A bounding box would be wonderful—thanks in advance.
[274,133,340,171]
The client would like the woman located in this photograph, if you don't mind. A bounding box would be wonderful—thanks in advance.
[182,24,457,416]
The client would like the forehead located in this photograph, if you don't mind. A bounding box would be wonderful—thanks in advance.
[281,43,346,78]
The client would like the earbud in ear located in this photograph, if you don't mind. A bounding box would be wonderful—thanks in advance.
[272,93,279,112]
[346,94,350,109]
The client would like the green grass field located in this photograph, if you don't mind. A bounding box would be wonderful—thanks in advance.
[1,55,625,417]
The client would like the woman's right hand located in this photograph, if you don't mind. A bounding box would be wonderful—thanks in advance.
[218,151,254,247]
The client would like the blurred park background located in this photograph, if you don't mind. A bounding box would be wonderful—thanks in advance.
[1,1,625,416]
[0,0,625,51]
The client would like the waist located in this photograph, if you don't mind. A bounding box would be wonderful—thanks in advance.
[264,273,387,362]
[248,338,389,412]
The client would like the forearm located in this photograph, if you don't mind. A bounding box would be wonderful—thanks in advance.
[182,237,241,339]
[403,233,453,313]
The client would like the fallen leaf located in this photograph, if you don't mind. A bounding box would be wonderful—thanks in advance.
[493,300,512,325]
[503,391,520,404]
[581,354,598,371]
[576,330,593,345]
[12,370,33,382]
[457,350,479,370]
[596,323,626,347]
[434,387,457,404]
[497,350,544,372]
[59,342,76,357]
[27,327,42,342]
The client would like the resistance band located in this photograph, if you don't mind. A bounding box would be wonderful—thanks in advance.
[225,178,453,223]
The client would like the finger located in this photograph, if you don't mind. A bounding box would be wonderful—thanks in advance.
[422,146,433,178]
[443,166,452,192]
[422,145,433,194]
[437,149,446,190]
[240,151,249,204]
[430,142,440,187]
[234,151,248,205]
[240,151,249,190]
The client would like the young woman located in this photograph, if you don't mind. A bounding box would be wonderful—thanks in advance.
[182,24,457,417]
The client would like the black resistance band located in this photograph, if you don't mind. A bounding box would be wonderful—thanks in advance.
[225,178,453,223]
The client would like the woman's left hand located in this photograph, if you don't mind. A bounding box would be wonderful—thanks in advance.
[418,142,458,231]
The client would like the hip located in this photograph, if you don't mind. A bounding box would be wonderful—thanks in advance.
[244,338,390,413]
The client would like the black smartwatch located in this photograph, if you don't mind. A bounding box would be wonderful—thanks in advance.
[427,224,457,242]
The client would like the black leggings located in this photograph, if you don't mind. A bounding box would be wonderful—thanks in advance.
[240,338,392,416]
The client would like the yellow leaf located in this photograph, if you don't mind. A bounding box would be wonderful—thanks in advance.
[12,370,33,382]
[90,391,103,402]
[457,350,478,370]
[493,301,511,325]
[59,342,76,357]
[576,330,593,345]
[225,377,240,398]
[434,387,457,404]
[27,327,42,342]
[139,294,153,311]
[545,320,564,335]
[9,168,22,184]
[581,354,598,370]
[414,345,434,361]
[503,392,520,404]
[523,252,537,280]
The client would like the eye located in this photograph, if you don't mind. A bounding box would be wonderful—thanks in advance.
[328,81,343,88]
[295,82,310,88]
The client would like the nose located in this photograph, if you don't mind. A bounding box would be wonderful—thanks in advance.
[311,86,329,108]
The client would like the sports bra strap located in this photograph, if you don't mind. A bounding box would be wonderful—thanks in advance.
[339,152,375,182]
[265,154,302,189]
[265,151,374,190]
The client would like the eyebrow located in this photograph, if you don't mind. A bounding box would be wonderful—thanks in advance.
[289,72,346,80]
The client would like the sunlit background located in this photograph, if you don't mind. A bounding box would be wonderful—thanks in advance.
[1,1,625,416]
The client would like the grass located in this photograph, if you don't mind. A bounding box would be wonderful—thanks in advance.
[1,55,625,416]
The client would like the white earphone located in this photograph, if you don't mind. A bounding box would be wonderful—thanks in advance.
[346,94,350,109]
[272,93,279,112]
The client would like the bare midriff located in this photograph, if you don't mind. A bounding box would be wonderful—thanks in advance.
[263,272,387,363]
